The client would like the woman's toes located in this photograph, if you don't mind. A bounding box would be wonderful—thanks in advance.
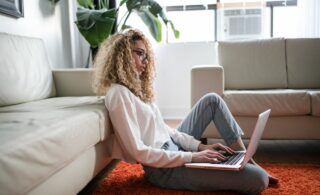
[268,175,279,186]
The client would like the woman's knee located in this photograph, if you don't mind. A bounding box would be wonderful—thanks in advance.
[201,93,222,106]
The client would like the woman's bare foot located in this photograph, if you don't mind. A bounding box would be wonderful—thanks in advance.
[268,174,279,185]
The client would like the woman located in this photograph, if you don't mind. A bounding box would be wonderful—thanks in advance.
[93,29,277,194]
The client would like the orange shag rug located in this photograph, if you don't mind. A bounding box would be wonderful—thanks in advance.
[92,161,320,195]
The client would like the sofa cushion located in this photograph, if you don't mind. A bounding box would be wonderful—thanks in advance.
[218,38,287,89]
[0,97,111,195]
[0,33,56,107]
[309,91,320,116]
[286,38,320,89]
[223,90,311,116]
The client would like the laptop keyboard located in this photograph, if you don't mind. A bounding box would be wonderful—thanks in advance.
[219,152,245,165]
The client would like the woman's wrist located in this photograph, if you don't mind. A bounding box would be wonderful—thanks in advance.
[198,143,206,151]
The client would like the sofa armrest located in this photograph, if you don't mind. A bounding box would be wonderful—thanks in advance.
[52,69,96,97]
[191,65,224,107]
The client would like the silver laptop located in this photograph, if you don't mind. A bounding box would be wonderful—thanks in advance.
[185,109,271,171]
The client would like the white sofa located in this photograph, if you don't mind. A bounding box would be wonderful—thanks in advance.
[0,33,114,194]
[191,38,320,140]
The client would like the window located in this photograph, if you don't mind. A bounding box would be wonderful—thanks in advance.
[165,7,215,42]
[160,0,217,42]
[158,0,217,42]
[273,6,300,38]
[162,0,300,42]
[273,0,320,38]
[117,0,319,43]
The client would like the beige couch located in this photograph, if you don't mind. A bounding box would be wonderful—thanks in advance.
[0,33,114,194]
[191,38,320,140]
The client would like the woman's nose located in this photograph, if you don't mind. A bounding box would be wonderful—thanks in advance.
[142,58,148,65]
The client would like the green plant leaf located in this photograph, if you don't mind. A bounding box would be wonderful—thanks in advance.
[147,0,162,17]
[135,7,162,42]
[168,21,180,39]
[158,11,180,39]
[75,6,117,48]
[77,0,94,9]
[124,0,179,41]
[75,0,179,48]
[126,0,142,12]
[120,0,129,7]
[97,0,109,9]
[158,12,180,38]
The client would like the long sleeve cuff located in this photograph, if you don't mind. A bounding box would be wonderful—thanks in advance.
[184,151,193,163]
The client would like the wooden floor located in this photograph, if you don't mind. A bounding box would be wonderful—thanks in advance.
[165,119,320,164]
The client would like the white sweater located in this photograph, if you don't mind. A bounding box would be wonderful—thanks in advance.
[104,84,201,168]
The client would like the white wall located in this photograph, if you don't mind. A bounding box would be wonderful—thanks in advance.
[0,0,74,68]
[153,42,218,119]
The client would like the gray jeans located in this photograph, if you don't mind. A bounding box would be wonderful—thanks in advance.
[143,93,269,194]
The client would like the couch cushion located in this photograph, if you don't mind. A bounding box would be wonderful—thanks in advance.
[0,97,111,195]
[286,38,320,89]
[223,90,311,116]
[309,91,320,116]
[0,33,56,107]
[218,38,287,89]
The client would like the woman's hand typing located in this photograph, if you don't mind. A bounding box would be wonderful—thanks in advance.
[198,143,235,154]
[191,149,227,163]
[191,143,235,163]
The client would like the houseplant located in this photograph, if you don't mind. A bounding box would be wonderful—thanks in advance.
[75,0,179,57]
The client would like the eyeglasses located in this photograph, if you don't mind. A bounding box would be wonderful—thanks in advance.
[132,49,148,62]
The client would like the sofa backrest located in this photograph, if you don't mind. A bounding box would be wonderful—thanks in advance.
[218,38,288,90]
[0,33,56,106]
[286,38,320,89]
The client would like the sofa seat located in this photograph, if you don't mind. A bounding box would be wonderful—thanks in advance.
[0,96,111,195]
[309,91,320,116]
[223,90,311,116]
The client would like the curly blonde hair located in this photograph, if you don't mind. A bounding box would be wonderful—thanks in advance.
[92,29,155,103]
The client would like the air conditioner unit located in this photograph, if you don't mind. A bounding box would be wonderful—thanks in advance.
[222,8,263,40]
